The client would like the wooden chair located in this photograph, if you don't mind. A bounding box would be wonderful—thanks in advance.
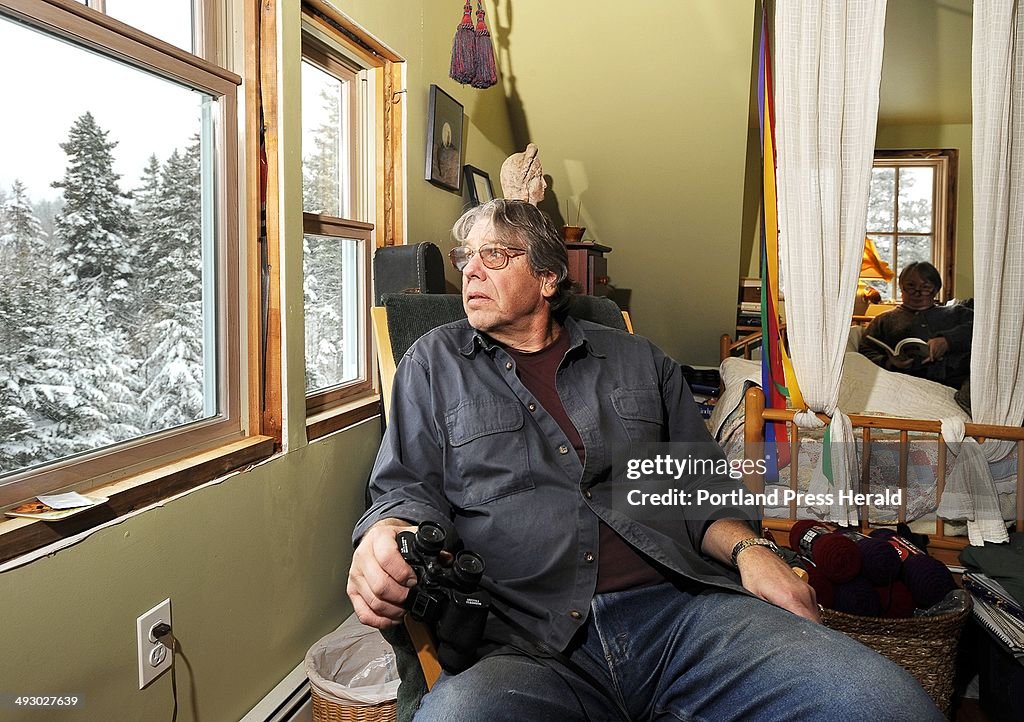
[369,292,630,694]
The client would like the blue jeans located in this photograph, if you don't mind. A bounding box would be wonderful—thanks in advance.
[414,582,944,721]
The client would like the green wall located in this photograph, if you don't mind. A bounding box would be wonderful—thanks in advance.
[495,0,758,366]
[0,2,517,720]
[0,421,379,722]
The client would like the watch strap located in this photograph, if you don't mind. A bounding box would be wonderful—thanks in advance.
[730,537,780,568]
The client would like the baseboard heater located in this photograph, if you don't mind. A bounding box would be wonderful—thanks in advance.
[240,661,312,722]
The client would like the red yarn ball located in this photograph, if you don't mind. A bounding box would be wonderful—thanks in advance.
[877,581,915,618]
[789,520,823,552]
[834,577,881,617]
[901,553,956,609]
[806,564,835,610]
[857,537,902,586]
[814,533,862,584]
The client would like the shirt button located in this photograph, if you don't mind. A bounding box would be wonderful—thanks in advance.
[558,444,569,455]
[505,361,513,370]
[570,610,583,620]
[584,552,595,563]
[584,490,592,499]
[528,402,536,412]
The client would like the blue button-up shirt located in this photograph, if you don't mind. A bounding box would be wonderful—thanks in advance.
[354,316,755,651]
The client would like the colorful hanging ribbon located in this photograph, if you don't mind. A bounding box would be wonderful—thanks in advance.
[757,6,805,480]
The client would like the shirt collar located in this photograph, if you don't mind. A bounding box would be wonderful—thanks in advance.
[457,314,607,358]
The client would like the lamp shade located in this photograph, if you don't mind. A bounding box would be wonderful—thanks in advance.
[860,237,895,281]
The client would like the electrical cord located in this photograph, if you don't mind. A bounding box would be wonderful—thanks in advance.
[151,623,178,721]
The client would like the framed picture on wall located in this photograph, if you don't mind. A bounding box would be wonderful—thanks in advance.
[425,84,464,193]
[463,165,494,206]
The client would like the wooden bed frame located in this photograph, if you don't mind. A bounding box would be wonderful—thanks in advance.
[719,331,1024,565]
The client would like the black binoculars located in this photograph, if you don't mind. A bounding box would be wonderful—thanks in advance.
[397,522,490,673]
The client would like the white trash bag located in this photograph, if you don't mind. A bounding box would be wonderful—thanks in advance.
[305,613,400,706]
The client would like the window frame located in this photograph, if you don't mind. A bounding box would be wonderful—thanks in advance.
[292,3,406,440]
[300,26,376,417]
[0,0,263,524]
[868,149,958,301]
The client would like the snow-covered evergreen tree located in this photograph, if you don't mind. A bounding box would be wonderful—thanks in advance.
[137,136,206,429]
[0,181,53,471]
[25,295,141,458]
[51,112,137,321]
[302,83,351,390]
[0,180,46,273]
[302,85,342,215]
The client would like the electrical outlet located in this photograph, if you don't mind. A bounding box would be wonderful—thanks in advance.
[136,598,172,689]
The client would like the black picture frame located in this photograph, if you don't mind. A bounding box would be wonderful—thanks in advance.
[463,165,494,206]
[425,85,464,193]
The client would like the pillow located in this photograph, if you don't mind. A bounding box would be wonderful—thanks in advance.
[846,325,865,353]
[838,352,969,421]
[710,353,969,437]
[709,357,761,438]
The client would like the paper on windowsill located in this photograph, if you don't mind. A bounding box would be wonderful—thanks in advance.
[37,492,98,510]
[6,493,109,521]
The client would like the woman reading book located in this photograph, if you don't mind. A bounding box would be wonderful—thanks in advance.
[857,261,973,394]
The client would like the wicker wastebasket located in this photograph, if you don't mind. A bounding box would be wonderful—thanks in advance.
[305,614,400,722]
[823,599,971,718]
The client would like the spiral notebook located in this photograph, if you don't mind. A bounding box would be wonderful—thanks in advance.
[964,572,1024,657]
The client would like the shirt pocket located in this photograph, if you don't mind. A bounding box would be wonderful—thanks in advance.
[445,399,533,507]
[611,387,665,442]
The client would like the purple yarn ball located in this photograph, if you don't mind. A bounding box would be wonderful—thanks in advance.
[869,527,897,541]
[834,577,882,617]
[902,554,956,609]
[857,537,902,586]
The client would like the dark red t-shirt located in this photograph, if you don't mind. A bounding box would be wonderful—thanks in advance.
[507,331,663,593]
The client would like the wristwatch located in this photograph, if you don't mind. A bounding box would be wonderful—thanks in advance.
[730,537,781,569]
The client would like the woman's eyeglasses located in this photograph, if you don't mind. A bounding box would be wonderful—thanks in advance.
[902,284,936,296]
[449,243,527,272]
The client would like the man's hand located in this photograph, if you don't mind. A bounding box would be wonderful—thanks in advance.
[347,519,419,628]
[703,519,821,623]
[735,545,821,623]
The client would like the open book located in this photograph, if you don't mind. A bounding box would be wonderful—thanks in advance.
[865,335,929,360]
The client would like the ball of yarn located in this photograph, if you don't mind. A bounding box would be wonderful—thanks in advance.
[902,553,956,609]
[868,527,897,541]
[857,536,902,586]
[834,577,881,617]
[806,564,835,610]
[789,520,823,553]
[814,533,862,584]
[877,581,915,618]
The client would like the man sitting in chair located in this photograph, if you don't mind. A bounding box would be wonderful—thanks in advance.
[348,200,941,721]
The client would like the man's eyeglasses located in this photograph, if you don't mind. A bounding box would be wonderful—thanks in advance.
[902,284,936,296]
[449,243,527,272]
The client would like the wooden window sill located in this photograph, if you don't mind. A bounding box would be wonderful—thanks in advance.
[0,435,275,566]
[306,394,381,441]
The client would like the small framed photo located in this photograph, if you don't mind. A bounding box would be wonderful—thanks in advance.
[463,165,494,206]
[425,84,464,193]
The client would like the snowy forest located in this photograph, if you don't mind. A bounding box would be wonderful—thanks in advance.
[1,78,351,479]
[0,112,207,475]
[864,166,936,300]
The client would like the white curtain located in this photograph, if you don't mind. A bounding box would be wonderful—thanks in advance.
[936,0,1024,544]
[774,0,887,524]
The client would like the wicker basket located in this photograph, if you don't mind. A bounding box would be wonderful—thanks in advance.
[311,684,397,722]
[822,599,971,718]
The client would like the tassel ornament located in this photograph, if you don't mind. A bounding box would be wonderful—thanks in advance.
[471,1,498,89]
[449,1,476,85]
